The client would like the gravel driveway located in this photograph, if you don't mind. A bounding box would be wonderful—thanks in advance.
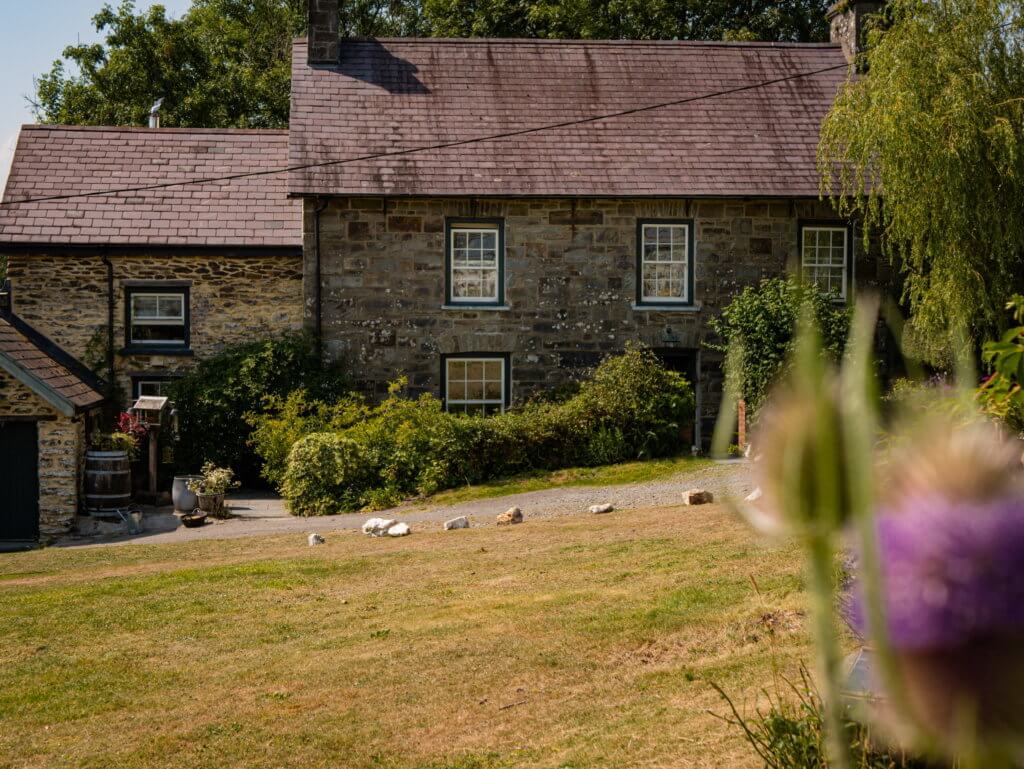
[59,460,753,547]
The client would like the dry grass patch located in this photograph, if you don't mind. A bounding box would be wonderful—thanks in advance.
[0,504,808,769]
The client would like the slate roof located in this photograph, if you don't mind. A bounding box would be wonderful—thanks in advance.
[288,38,849,198]
[0,126,300,249]
[0,312,105,414]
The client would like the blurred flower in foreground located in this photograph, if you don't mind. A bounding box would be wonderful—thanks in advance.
[852,420,1024,752]
[745,372,851,537]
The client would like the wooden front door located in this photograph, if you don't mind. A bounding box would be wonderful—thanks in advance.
[0,421,40,546]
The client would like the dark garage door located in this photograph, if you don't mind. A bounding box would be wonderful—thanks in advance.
[0,421,40,545]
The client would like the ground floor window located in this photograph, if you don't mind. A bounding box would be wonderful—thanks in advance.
[442,354,510,415]
[130,375,180,401]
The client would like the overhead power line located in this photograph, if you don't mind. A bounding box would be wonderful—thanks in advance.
[0,61,849,209]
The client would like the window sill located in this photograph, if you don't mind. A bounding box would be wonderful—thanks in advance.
[442,304,511,312]
[631,303,701,313]
[120,347,194,357]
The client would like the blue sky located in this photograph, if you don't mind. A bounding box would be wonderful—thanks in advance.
[0,0,193,194]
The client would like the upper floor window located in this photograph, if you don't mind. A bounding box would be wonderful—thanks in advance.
[446,219,505,306]
[443,354,509,416]
[637,220,694,307]
[800,224,850,300]
[125,285,190,350]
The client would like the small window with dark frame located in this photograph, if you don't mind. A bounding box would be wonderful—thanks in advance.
[801,225,849,300]
[444,356,508,416]
[446,221,504,305]
[131,377,176,400]
[127,288,188,348]
[638,221,694,306]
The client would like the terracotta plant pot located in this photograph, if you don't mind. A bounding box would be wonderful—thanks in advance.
[196,492,226,515]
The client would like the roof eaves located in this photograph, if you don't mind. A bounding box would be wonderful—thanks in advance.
[0,352,77,417]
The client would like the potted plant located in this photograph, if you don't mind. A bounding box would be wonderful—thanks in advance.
[84,414,146,511]
[187,462,239,518]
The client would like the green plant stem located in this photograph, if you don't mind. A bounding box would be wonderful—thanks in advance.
[807,529,852,769]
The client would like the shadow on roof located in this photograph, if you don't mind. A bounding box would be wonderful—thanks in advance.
[336,39,430,95]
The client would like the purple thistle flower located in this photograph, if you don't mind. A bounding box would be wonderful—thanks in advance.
[854,495,1024,650]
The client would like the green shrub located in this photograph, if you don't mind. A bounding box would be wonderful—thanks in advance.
[280,433,370,516]
[708,277,851,416]
[279,346,694,516]
[167,332,348,485]
[248,389,370,487]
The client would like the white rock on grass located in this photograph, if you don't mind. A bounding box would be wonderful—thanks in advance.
[308,532,326,546]
[388,522,412,537]
[445,516,470,531]
[589,503,615,514]
[362,518,397,537]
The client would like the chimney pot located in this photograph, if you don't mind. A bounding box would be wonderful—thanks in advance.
[308,0,340,66]
[828,1,886,65]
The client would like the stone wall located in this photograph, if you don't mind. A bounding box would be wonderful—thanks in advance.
[0,371,86,537]
[6,253,304,403]
[308,197,892,443]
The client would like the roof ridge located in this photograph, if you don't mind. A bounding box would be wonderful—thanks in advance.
[293,36,839,49]
[21,125,290,136]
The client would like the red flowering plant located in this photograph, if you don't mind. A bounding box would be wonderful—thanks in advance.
[116,412,149,442]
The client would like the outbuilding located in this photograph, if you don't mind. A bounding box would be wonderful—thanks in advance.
[0,299,104,549]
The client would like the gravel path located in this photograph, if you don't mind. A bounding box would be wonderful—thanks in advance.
[59,461,753,547]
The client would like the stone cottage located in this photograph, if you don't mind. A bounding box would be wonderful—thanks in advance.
[293,0,891,442]
[0,294,104,548]
[0,0,890,543]
[0,126,303,402]
[0,127,301,544]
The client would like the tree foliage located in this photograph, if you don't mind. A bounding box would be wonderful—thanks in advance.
[819,0,1024,365]
[708,277,851,416]
[420,0,831,41]
[34,0,306,128]
[34,0,831,127]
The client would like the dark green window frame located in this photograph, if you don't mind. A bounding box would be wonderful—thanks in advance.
[635,219,696,308]
[444,218,506,307]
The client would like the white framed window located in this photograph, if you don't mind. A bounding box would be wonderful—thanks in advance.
[127,289,188,347]
[638,221,693,305]
[447,221,504,305]
[801,225,849,299]
[444,356,508,416]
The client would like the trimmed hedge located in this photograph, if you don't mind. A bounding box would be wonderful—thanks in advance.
[271,346,694,516]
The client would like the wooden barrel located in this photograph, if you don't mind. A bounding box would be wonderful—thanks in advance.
[84,450,132,511]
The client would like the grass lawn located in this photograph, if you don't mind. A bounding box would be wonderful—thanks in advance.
[0,503,809,769]
[413,455,713,508]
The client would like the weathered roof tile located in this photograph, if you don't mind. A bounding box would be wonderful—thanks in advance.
[289,38,847,198]
[0,127,300,248]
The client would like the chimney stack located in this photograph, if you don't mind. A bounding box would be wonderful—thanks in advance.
[308,0,340,66]
[149,97,164,129]
[827,1,886,65]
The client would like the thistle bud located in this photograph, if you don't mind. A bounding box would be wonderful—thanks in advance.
[749,372,853,536]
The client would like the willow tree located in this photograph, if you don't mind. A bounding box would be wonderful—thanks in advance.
[819,0,1024,364]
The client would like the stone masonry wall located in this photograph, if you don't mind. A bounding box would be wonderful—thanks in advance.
[308,197,891,442]
[0,371,86,537]
[6,253,304,403]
